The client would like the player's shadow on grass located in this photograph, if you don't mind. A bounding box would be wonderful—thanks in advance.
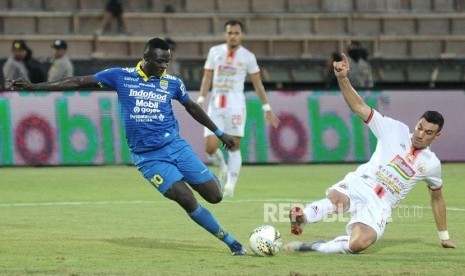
[104,237,215,252]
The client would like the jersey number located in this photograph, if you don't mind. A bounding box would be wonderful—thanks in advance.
[150,174,164,188]
[231,114,242,126]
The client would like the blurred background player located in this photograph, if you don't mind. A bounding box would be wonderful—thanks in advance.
[48,39,74,81]
[95,0,129,36]
[2,40,29,89]
[285,53,456,254]
[197,19,280,197]
[8,37,247,256]
[346,41,373,89]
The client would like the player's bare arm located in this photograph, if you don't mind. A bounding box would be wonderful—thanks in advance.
[197,69,213,108]
[182,98,235,150]
[334,53,372,121]
[8,75,99,91]
[250,72,280,128]
[428,187,457,249]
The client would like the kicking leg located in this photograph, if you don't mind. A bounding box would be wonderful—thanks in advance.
[190,177,222,204]
[165,181,246,255]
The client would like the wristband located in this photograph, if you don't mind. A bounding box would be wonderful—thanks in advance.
[214,129,223,137]
[197,96,205,104]
[438,230,449,240]
[262,103,272,112]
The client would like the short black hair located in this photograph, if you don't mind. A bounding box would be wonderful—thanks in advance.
[145,38,170,52]
[421,111,444,133]
[224,19,244,32]
[165,37,176,50]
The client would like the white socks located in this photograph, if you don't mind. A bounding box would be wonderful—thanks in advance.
[302,199,353,254]
[303,198,334,223]
[312,236,352,254]
[225,150,241,190]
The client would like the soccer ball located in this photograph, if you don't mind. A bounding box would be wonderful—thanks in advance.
[248,225,282,257]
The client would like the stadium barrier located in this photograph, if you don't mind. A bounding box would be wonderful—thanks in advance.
[0,90,464,166]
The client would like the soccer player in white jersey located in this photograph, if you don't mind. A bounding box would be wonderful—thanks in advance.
[197,20,280,197]
[285,53,457,254]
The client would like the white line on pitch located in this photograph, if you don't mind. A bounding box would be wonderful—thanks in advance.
[0,199,465,212]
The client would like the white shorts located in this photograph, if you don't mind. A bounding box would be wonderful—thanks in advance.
[327,172,391,240]
[204,106,246,137]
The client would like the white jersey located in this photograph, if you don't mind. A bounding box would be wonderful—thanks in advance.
[352,109,442,210]
[204,44,260,109]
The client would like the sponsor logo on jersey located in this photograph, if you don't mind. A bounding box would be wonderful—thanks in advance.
[376,170,400,194]
[135,99,159,109]
[180,82,186,95]
[156,88,169,94]
[387,155,415,180]
[218,65,236,76]
[123,83,139,88]
[129,89,167,102]
[163,74,177,80]
[124,76,139,82]
[123,67,136,73]
[129,114,155,122]
[139,82,156,88]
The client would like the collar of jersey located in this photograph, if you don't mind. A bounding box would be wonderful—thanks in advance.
[136,61,166,82]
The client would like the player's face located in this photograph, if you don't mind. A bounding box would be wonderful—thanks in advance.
[53,48,65,59]
[142,48,171,77]
[411,118,441,149]
[13,48,26,61]
[224,24,243,49]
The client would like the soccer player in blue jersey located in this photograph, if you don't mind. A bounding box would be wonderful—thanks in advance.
[7,38,247,256]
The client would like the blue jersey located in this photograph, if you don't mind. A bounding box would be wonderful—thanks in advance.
[94,62,189,153]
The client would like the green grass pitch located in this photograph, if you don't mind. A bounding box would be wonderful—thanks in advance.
[1,164,464,275]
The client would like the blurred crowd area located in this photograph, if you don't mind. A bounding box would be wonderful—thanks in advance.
[1,0,464,90]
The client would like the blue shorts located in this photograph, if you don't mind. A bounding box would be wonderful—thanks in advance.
[131,136,213,195]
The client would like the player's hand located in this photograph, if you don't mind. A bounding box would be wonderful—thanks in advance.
[218,133,235,150]
[6,78,32,91]
[441,239,457,249]
[333,53,350,78]
[265,110,280,128]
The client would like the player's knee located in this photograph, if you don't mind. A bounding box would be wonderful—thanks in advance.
[206,193,223,204]
[349,237,374,253]
[178,196,198,212]
[204,137,218,154]
[165,184,198,212]
[205,144,217,155]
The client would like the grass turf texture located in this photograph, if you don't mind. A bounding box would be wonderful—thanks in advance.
[1,164,464,275]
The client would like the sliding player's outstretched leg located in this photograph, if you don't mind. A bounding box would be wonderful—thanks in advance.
[166,181,246,255]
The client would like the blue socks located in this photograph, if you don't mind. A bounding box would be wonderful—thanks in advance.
[188,205,235,246]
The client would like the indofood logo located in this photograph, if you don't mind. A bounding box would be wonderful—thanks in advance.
[129,89,167,102]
